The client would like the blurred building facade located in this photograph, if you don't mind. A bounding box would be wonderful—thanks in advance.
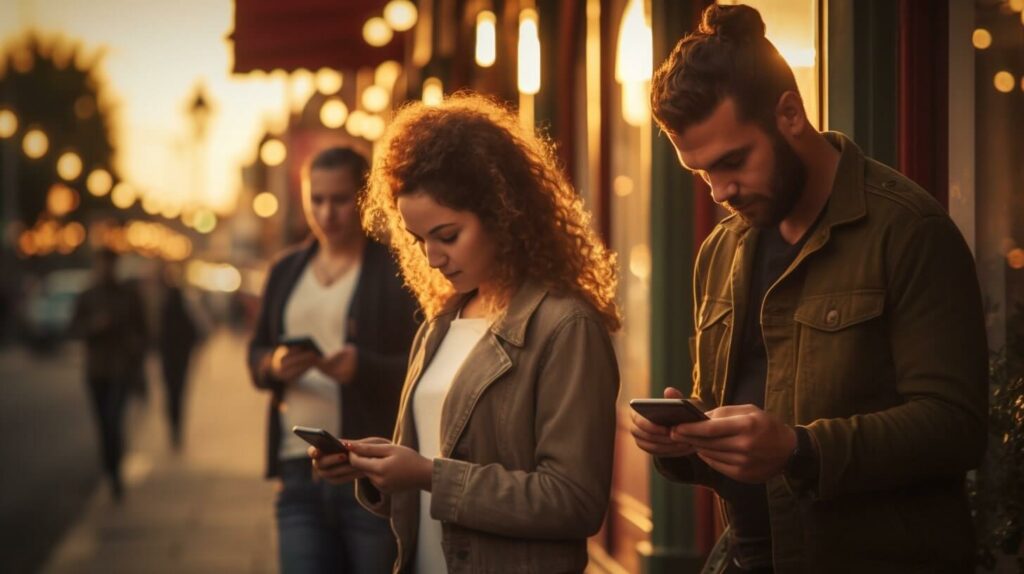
[222,0,1022,572]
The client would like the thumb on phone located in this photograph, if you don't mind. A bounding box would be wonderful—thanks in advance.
[663,386,685,399]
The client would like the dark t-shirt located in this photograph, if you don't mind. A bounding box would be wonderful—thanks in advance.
[717,219,819,570]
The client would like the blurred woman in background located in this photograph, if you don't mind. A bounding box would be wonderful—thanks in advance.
[248,146,418,574]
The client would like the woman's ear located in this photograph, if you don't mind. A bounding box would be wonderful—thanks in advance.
[774,90,809,139]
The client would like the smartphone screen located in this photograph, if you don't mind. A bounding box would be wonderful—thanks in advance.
[281,336,324,357]
[629,398,709,427]
[292,425,348,454]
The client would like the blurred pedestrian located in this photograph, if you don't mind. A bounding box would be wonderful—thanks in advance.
[70,248,148,501]
[248,146,418,574]
[310,94,621,573]
[155,262,201,450]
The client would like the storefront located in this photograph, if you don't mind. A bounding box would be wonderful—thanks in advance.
[231,1,1024,571]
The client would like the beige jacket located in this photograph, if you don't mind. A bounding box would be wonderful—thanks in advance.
[357,281,620,573]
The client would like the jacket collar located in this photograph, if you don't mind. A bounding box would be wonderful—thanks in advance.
[719,131,867,235]
[435,279,548,348]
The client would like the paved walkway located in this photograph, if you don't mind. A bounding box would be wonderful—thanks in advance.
[42,329,279,574]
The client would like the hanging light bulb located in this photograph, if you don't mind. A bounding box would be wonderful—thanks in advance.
[363,17,394,47]
[320,98,349,129]
[422,77,443,106]
[518,9,541,95]
[476,11,497,67]
[615,0,652,84]
[383,0,418,32]
[615,0,652,126]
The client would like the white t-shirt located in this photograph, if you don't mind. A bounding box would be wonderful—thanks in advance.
[412,316,490,574]
[278,262,361,460]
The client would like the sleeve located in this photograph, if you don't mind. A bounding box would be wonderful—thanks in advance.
[351,281,420,407]
[428,314,620,539]
[247,264,283,392]
[355,477,391,518]
[807,216,989,500]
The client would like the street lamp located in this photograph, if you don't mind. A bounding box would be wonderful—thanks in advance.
[186,83,213,224]
[187,84,212,141]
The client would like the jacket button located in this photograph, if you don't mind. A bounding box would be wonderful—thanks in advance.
[825,309,839,326]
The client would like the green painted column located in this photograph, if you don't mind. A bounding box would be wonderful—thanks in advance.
[827,0,899,166]
[642,1,708,573]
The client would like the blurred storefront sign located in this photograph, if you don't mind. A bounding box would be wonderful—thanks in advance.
[231,0,406,73]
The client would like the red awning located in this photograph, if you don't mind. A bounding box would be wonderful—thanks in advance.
[231,0,406,73]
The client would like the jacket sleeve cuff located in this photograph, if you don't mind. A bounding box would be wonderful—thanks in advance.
[429,457,471,523]
[654,454,718,488]
[355,477,390,518]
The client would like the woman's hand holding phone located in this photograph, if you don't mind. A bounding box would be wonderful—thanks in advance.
[318,344,358,385]
[270,344,319,383]
[340,439,434,494]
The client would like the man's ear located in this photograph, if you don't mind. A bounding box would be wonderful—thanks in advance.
[775,91,808,139]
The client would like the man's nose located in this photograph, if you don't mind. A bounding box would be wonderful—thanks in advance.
[709,179,739,205]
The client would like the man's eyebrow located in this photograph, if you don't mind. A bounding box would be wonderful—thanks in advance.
[706,145,753,171]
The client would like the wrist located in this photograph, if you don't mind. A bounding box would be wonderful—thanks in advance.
[420,456,434,492]
[785,426,819,486]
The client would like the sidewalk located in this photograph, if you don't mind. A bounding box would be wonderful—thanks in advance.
[42,328,279,574]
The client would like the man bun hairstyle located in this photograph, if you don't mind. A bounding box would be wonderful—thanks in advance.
[699,3,766,40]
[651,3,798,135]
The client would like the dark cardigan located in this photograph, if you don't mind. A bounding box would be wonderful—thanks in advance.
[247,238,420,477]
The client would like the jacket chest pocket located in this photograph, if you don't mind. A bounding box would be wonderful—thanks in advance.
[695,299,732,403]
[792,290,889,414]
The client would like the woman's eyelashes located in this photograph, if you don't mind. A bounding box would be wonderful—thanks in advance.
[406,229,458,245]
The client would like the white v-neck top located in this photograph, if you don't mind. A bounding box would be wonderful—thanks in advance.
[278,262,361,460]
[412,316,489,573]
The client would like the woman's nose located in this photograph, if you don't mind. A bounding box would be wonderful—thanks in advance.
[424,243,447,269]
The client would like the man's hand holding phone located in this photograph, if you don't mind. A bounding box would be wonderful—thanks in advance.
[629,387,702,457]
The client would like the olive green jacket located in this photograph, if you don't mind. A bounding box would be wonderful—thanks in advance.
[358,281,620,573]
[657,133,988,573]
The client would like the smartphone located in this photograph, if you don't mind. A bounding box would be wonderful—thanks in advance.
[280,335,324,357]
[292,425,348,455]
[629,398,709,427]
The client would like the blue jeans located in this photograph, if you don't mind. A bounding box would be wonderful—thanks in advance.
[276,458,396,574]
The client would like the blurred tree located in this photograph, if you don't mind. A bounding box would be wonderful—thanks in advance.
[0,32,120,234]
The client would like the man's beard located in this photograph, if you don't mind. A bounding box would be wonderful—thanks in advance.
[731,131,807,228]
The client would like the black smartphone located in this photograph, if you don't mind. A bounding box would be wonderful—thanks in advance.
[280,335,324,357]
[629,398,709,427]
[292,425,348,455]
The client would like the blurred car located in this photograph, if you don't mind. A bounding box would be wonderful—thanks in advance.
[22,268,92,352]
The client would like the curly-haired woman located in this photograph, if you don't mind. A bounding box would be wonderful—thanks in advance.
[309,93,621,573]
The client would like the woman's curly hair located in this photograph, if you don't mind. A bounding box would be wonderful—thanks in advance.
[362,92,620,332]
